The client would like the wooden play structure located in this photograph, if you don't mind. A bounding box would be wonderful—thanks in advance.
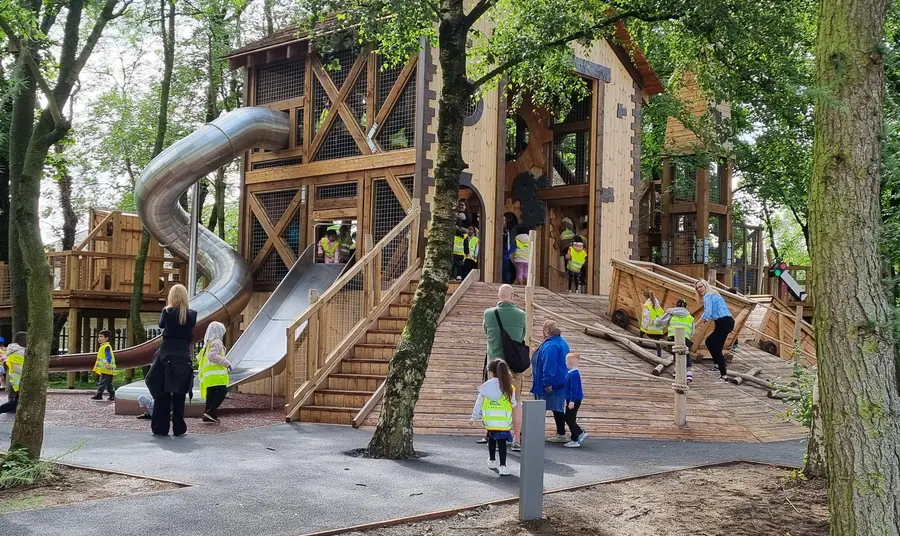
[744,295,816,366]
[0,209,185,352]
[639,72,737,287]
[606,258,756,355]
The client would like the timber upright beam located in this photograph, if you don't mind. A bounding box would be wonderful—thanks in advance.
[67,307,80,389]
[673,326,688,426]
[525,230,537,347]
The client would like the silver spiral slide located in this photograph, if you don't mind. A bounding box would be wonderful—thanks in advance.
[49,107,290,373]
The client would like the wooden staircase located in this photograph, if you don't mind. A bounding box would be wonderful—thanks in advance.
[299,281,459,425]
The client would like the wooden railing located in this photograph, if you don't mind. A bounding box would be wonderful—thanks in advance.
[283,203,421,419]
[0,251,184,305]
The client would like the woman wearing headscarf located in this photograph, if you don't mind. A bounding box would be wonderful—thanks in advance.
[198,321,231,424]
[695,279,734,380]
[147,284,198,436]
[530,320,571,443]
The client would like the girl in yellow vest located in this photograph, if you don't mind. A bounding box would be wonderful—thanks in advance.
[318,229,340,264]
[452,228,467,280]
[198,322,231,423]
[511,227,531,285]
[0,332,26,414]
[565,239,587,293]
[655,299,695,383]
[641,289,665,358]
[91,330,116,401]
[470,359,518,476]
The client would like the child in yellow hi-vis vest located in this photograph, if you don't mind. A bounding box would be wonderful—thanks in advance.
[91,330,116,401]
[565,238,587,293]
[471,360,518,476]
[198,322,231,424]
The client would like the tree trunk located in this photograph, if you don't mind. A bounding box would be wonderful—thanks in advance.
[207,167,227,239]
[128,0,176,345]
[804,380,827,478]
[7,62,36,334]
[51,148,78,353]
[263,0,274,37]
[761,201,780,259]
[810,0,900,532]
[366,0,469,459]
[50,313,68,357]
[0,66,10,264]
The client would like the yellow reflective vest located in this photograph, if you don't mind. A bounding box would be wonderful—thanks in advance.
[320,237,338,257]
[560,228,576,241]
[512,238,530,263]
[6,352,23,393]
[198,341,229,399]
[641,302,665,335]
[453,235,466,256]
[465,236,479,261]
[567,247,587,272]
[93,343,117,376]
[667,313,695,340]
[481,394,513,431]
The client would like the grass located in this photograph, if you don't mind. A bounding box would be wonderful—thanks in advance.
[0,450,57,490]
[0,496,45,514]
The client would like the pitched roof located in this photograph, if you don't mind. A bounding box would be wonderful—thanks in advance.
[611,21,664,96]
[227,26,308,59]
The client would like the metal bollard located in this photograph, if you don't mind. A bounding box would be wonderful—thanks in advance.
[519,399,546,521]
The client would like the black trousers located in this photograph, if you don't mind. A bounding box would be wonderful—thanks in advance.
[97,374,115,396]
[204,386,227,418]
[552,411,567,436]
[706,317,735,375]
[151,393,187,436]
[0,394,18,413]
[565,401,582,440]
[642,332,664,358]
[667,337,694,368]
[488,437,507,465]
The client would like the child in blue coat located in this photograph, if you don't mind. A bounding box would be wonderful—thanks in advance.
[564,352,586,447]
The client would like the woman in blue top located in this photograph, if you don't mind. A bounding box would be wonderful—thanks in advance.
[695,279,734,379]
[530,320,570,443]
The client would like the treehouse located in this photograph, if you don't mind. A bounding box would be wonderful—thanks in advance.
[639,72,737,286]
[0,209,185,354]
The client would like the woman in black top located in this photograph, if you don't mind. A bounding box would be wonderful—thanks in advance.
[146,284,198,436]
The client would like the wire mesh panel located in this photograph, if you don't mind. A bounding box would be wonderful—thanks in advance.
[671,162,697,203]
[296,108,304,147]
[256,189,299,223]
[376,59,405,111]
[553,92,591,124]
[323,47,361,90]
[732,225,746,265]
[551,131,590,186]
[249,215,268,260]
[251,157,303,170]
[284,213,302,256]
[348,75,368,130]
[708,215,723,265]
[376,68,416,151]
[313,79,330,137]
[709,160,723,204]
[373,180,405,242]
[672,213,697,264]
[256,57,306,105]
[316,182,359,200]
[401,176,414,197]
[318,117,363,160]
[256,251,289,284]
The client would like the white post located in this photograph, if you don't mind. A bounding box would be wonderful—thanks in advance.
[674,327,687,426]
[188,181,201,297]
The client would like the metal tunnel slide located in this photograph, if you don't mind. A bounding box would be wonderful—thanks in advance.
[38,107,341,411]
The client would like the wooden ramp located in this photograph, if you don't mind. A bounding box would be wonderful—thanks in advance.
[744,295,817,366]
[362,283,807,443]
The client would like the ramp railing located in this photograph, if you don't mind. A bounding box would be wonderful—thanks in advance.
[283,202,421,419]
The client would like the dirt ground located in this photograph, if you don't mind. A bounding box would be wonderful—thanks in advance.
[34,390,284,434]
[0,465,180,515]
[346,463,828,536]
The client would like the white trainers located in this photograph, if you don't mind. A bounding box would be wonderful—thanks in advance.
[576,431,587,444]
[564,441,581,448]
[547,434,568,443]
[498,465,510,476]
[487,459,498,469]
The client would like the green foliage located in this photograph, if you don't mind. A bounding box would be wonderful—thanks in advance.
[776,346,815,428]
[0,449,55,490]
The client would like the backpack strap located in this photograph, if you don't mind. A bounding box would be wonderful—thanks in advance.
[493,309,507,336]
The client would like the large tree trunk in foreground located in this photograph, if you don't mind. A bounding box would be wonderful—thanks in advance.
[367,0,469,459]
[810,0,900,532]
[129,0,175,344]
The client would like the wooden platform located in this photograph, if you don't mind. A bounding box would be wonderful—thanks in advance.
[363,283,807,443]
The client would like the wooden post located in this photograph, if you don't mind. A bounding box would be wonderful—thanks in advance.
[707,269,717,284]
[67,307,79,389]
[793,305,804,344]
[364,234,375,313]
[674,326,687,426]
[307,289,320,381]
[525,230,537,347]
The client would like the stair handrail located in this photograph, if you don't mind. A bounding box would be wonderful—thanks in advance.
[285,201,421,336]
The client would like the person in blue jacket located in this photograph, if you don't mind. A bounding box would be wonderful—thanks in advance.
[530,320,570,443]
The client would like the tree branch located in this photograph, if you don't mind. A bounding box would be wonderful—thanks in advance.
[470,10,680,90]
[463,0,495,28]
[0,18,66,127]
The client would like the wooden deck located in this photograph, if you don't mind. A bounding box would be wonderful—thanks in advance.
[363,283,807,443]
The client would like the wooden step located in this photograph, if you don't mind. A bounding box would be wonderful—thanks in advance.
[341,358,389,375]
[328,373,383,392]
[388,305,411,317]
[365,330,402,345]
[299,405,355,425]
[398,290,457,305]
[313,389,374,408]
[354,343,397,359]
[377,317,409,331]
